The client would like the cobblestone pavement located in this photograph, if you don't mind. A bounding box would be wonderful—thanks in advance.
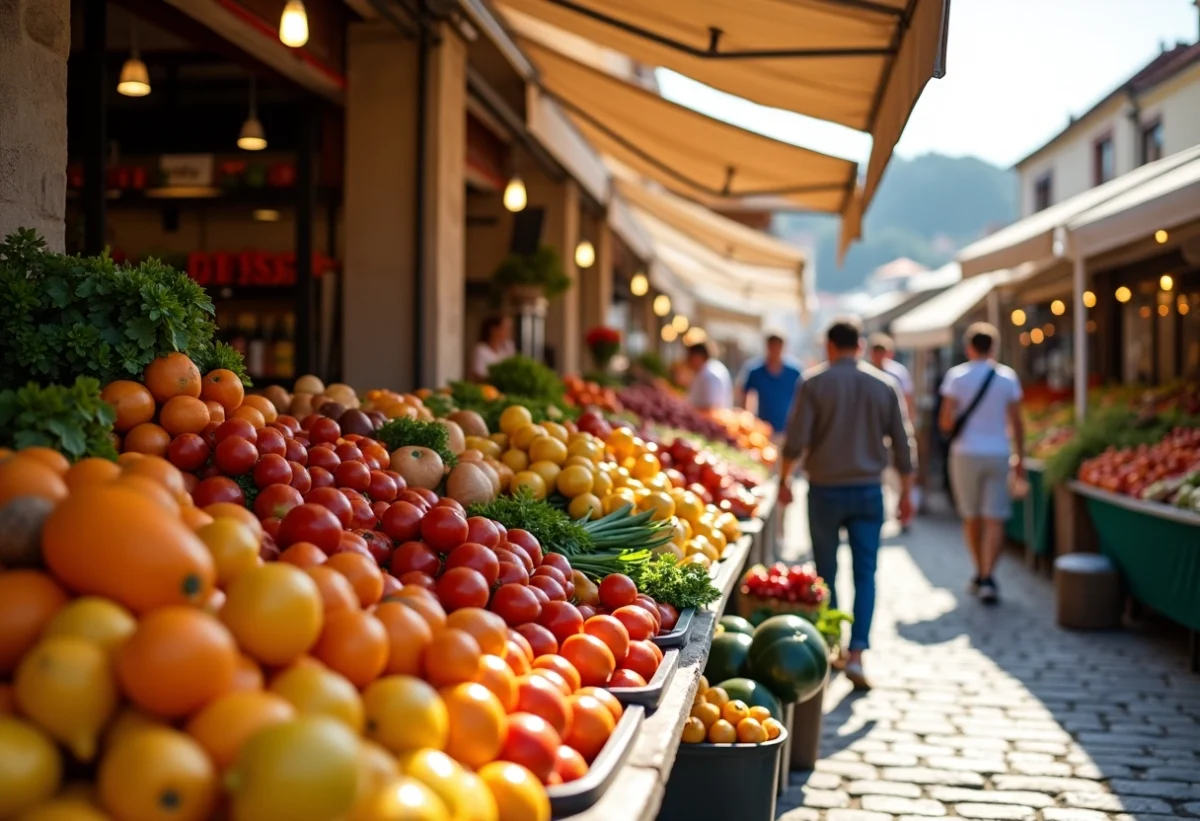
[775,511,1200,821]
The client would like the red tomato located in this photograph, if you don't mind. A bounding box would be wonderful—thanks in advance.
[434,498,465,515]
[285,438,308,465]
[278,503,343,554]
[632,596,663,631]
[508,630,534,661]
[334,442,364,463]
[371,500,390,521]
[167,433,210,472]
[554,746,588,784]
[496,561,529,587]
[500,713,561,783]
[305,486,354,528]
[445,543,500,586]
[254,483,304,521]
[367,471,398,503]
[255,426,288,457]
[214,418,257,445]
[559,634,616,688]
[466,516,501,548]
[381,573,403,598]
[435,566,490,611]
[537,601,584,645]
[260,517,282,540]
[506,530,543,567]
[501,542,534,573]
[514,675,570,736]
[398,571,436,590]
[215,436,258,476]
[307,446,341,472]
[397,490,431,512]
[334,460,371,492]
[608,669,647,688]
[529,576,566,602]
[389,541,441,577]
[275,414,301,434]
[490,584,542,626]
[577,604,597,621]
[599,574,638,610]
[541,553,570,578]
[308,466,334,489]
[657,603,680,632]
[420,506,469,553]
[253,453,293,488]
[359,531,393,566]
[288,461,312,494]
[191,475,244,507]
[531,566,567,587]
[383,469,406,490]
[611,606,656,641]
[409,488,440,507]
[339,488,365,503]
[299,414,320,430]
[349,499,377,530]
[515,623,558,658]
[381,501,424,543]
[620,641,659,681]
[309,417,341,444]
[338,530,369,556]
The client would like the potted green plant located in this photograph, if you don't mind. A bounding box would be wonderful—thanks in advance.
[491,245,571,305]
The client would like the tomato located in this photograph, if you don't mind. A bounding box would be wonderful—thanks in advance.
[421,506,469,553]
[215,435,259,475]
[398,571,436,590]
[370,500,390,522]
[214,418,257,444]
[288,461,312,494]
[507,530,543,566]
[612,605,657,641]
[260,517,281,540]
[541,553,570,578]
[531,566,567,587]
[255,426,288,457]
[436,567,490,611]
[560,634,616,688]
[490,583,542,626]
[620,640,659,681]
[337,530,370,557]
[632,596,663,631]
[383,470,407,491]
[192,475,244,507]
[299,414,320,430]
[381,501,424,543]
[529,575,566,602]
[302,485,352,528]
[514,674,570,736]
[388,540,439,577]
[554,746,588,784]
[253,453,293,488]
[278,503,343,554]
[334,442,364,463]
[410,487,440,507]
[599,574,638,610]
[333,460,371,492]
[396,490,431,512]
[309,417,341,444]
[577,604,597,620]
[501,541,534,573]
[608,668,646,688]
[496,561,529,587]
[254,483,304,520]
[381,573,403,597]
[349,499,377,530]
[339,487,365,503]
[515,623,558,658]
[285,438,307,465]
[435,498,465,515]
[499,712,561,783]
[528,585,550,606]
[583,615,629,662]
[565,693,616,763]
[275,414,301,434]
[445,543,500,585]
[307,466,334,489]
[537,601,584,645]
[367,471,398,503]
[656,603,679,632]
[166,432,209,472]
[307,446,340,471]
[508,630,535,662]
[466,516,501,548]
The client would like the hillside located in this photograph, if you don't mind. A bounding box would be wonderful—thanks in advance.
[775,153,1018,292]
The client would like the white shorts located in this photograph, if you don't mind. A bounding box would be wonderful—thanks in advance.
[949,452,1011,521]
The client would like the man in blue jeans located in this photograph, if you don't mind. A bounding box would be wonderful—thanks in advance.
[777,317,915,688]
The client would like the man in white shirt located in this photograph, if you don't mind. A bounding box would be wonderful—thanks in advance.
[868,333,916,529]
[685,342,733,410]
[938,323,1025,604]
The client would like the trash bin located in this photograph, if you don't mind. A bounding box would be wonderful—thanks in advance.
[660,729,788,821]
[789,672,827,772]
[1055,553,1122,630]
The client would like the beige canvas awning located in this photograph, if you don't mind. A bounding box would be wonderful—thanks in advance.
[891,269,1004,350]
[499,0,950,209]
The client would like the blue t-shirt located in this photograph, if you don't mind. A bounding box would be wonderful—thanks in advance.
[740,360,802,432]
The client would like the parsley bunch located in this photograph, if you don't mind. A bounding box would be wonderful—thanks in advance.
[634,554,720,610]
[0,378,118,461]
[468,489,593,555]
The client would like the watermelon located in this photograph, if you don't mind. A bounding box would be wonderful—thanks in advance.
[718,615,755,636]
[704,632,752,683]
[748,614,828,703]
[716,677,783,721]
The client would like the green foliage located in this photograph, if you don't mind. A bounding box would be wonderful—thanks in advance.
[487,356,564,402]
[233,474,260,511]
[1043,406,1200,488]
[421,392,456,419]
[0,378,118,461]
[0,229,247,388]
[194,341,253,386]
[491,245,571,300]
[634,555,720,610]
[632,352,669,381]
[376,417,457,467]
[447,381,577,431]
[469,488,593,555]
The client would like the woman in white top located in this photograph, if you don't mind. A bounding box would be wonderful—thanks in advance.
[471,316,515,382]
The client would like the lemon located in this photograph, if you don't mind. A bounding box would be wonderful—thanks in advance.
[498,406,532,436]
[362,676,448,755]
[566,438,603,464]
[0,717,61,817]
[681,716,706,744]
[527,436,567,465]
[540,422,568,443]
[197,518,261,586]
[527,461,561,491]
[396,749,463,819]
[16,637,117,762]
[509,471,546,502]
[352,740,401,818]
[690,701,720,728]
[556,465,595,498]
[42,597,136,659]
[567,493,603,521]
[510,424,547,452]
[98,727,216,821]
[269,663,365,733]
[15,797,110,820]
[227,717,358,821]
[641,490,676,522]
[500,449,529,473]
[454,770,499,821]
[488,432,509,449]
[353,777,449,821]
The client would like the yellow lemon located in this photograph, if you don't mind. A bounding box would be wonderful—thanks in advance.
[527,436,567,465]
[269,663,365,733]
[353,777,449,821]
[396,749,464,820]
[98,727,216,821]
[527,461,561,490]
[509,471,547,501]
[567,493,603,521]
[640,491,676,522]
[16,637,117,762]
[42,597,136,659]
[455,770,499,821]
[681,716,706,743]
[351,740,401,819]
[498,406,532,436]
[540,422,568,444]
[362,676,448,755]
[555,465,594,498]
[0,717,61,818]
[197,518,261,587]
[592,470,613,498]
[500,449,529,473]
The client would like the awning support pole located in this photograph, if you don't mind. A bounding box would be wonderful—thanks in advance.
[1073,255,1088,421]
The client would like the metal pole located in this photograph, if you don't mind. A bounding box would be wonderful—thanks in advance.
[82,0,107,255]
[1074,255,1088,421]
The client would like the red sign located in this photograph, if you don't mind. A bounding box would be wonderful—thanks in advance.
[187,250,338,287]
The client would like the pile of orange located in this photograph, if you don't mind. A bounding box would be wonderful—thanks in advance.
[703,408,778,465]
[362,389,437,422]
[562,376,622,414]
[0,446,556,821]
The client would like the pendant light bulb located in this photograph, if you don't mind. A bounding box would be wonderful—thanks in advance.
[238,78,267,151]
[653,294,671,317]
[280,0,309,48]
[117,26,150,97]
[503,176,527,212]
[630,273,649,296]
[575,240,596,269]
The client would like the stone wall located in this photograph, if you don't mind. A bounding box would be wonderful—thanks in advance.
[0,0,69,250]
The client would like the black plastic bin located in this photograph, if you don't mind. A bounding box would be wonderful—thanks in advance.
[658,728,788,821]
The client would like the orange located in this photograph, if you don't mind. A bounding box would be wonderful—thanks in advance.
[121,453,188,497]
[747,705,773,723]
[325,552,384,608]
[445,608,508,658]
[159,395,210,437]
[312,610,389,688]
[204,400,226,425]
[736,717,768,743]
[305,566,360,615]
[582,615,630,664]
[279,542,328,569]
[142,352,202,403]
[241,394,278,424]
[64,456,121,491]
[514,675,571,737]
[681,716,706,743]
[221,563,324,666]
[721,699,750,725]
[101,380,157,433]
[351,739,401,818]
[0,456,68,507]
[375,601,434,677]
[185,690,296,770]
[762,717,785,740]
[528,669,570,698]
[43,484,215,613]
[707,718,736,743]
[200,369,245,412]
[116,474,181,515]
[231,653,265,693]
[363,675,448,754]
[98,727,216,821]
[477,762,550,821]
[354,776,450,821]
[691,701,720,729]
[395,593,448,632]
[182,506,215,530]
[198,518,261,586]
[122,422,171,457]
[16,447,70,475]
[476,654,518,712]
[269,662,364,733]
[203,502,264,541]
[530,655,581,693]
[563,694,614,762]
[231,405,266,429]
[423,628,483,688]
[558,634,615,688]
[0,570,68,674]
[441,682,507,770]
[575,687,622,723]
[116,606,238,718]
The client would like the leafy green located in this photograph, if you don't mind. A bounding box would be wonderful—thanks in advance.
[468,489,593,555]
[421,392,456,419]
[1043,405,1200,487]
[490,245,571,300]
[376,417,457,467]
[447,381,577,431]
[0,378,118,461]
[194,341,253,386]
[486,356,565,403]
[633,554,720,609]
[0,228,247,387]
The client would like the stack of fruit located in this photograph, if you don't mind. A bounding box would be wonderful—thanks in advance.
[681,678,785,745]
[1079,425,1200,507]
[562,376,622,414]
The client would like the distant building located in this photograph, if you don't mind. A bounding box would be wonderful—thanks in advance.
[866,257,929,296]
[1014,39,1200,217]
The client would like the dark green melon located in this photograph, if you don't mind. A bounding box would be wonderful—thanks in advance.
[715,677,783,721]
[748,614,828,703]
[704,631,753,683]
[718,615,756,636]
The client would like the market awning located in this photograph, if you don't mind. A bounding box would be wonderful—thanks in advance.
[606,192,655,264]
[498,0,950,209]
[959,146,1200,278]
[891,268,1004,349]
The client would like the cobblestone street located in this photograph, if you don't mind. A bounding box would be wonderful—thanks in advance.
[775,510,1200,821]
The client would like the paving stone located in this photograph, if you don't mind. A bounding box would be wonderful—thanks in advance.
[925,756,1008,774]
[1145,765,1200,781]
[953,804,1037,820]
[801,789,851,809]
[891,743,956,758]
[863,751,921,767]
[860,796,947,816]
[990,776,1109,794]
[1182,802,1200,815]
[778,809,822,821]
[1008,760,1075,777]
[1042,810,1110,821]
[800,771,844,791]
[815,760,879,780]
[925,735,1011,752]
[879,767,985,787]
[925,789,1055,809]
[826,811,893,821]
[1013,741,1069,755]
[846,780,924,798]
[1107,778,1200,800]
[1059,793,1173,814]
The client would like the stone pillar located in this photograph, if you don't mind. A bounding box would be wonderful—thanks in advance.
[580,217,614,334]
[0,0,69,249]
[544,181,581,375]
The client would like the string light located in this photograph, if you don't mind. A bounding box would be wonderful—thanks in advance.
[1030,328,1045,345]
[1160,274,1174,291]
[1115,286,1132,303]
[574,240,595,269]
[1044,323,1055,337]
[1139,305,1152,319]
[661,325,678,342]
[1019,332,1031,347]
[1086,320,1097,333]
[672,314,689,333]
[502,177,527,212]
[630,273,648,296]
[653,295,671,317]
[1050,300,1065,316]
[1010,309,1026,326]
[1083,290,1097,308]
[279,0,309,47]
[1158,304,1170,317]
[1155,229,1169,244]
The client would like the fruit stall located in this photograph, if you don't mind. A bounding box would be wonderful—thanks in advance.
[0,235,829,821]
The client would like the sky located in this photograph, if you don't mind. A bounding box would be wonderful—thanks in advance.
[657,0,1200,169]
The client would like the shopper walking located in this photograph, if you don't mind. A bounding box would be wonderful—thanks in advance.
[685,342,733,411]
[736,332,803,437]
[778,318,915,688]
[938,323,1025,605]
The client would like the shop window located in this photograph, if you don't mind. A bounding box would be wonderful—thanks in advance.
[1093,134,1115,185]
[1033,174,1052,212]
[1141,119,1164,165]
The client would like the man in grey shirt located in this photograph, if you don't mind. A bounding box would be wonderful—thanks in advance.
[778,317,916,687]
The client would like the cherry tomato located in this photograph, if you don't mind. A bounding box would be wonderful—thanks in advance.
[599,574,638,610]
[307,446,341,471]
[507,530,543,566]
[254,483,304,520]
[529,575,566,602]
[466,516,501,548]
[490,583,542,626]
[278,503,343,554]
[215,436,258,475]
[421,506,470,553]
[253,453,293,488]
[285,438,308,465]
[309,417,341,444]
[537,601,584,645]
[305,486,354,528]
[390,540,441,577]
[334,460,371,492]
[255,426,288,457]
[409,487,440,507]
[620,641,660,681]
[445,542,500,586]
[398,571,436,590]
[288,461,312,494]
[381,501,424,543]
[214,418,257,445]
[168,433,210,472]
[397,490,431,512]
[656,603,680,632]
[496,561,529,587]
[435,566,490,611]
[334,442,364,463]
[515,623,558,658]
[191,475,244,507]
[367,470,398,503]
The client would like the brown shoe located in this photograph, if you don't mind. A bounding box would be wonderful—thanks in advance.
[843,661,871,690]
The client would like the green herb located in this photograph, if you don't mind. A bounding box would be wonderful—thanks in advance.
[422,392,456,419]
[486,356,565,403]
[578,503,676,552]
[812,608,853,650]
[0,378,118,461]
[233,474,260,510]
[568,549,652,582]
[376,417,458,467]
[632,554,720,609]
[194,341,253,386]
[468,489,593,555]
[490,245,571,300]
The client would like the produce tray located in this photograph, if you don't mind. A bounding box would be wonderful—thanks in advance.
[650,607,694,648]
[607,647,679,709]
[548,704,645,817]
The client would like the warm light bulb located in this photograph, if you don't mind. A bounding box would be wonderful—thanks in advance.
[1180,302,1191,316]
[661,325,678,342]
[1155,229,1169,244]
[238,116,267,151]
[1011,309,1026,326]
[1158,304,1170,317]
[1044,323,1055,337]
[574,240,595,269]
[117,53,151,97]
[672,314,689,333]
[1086,320,1097,332]
[280,0,309,47]
[1030,328,1045,345]
[1050,299,1065,316]
[503,177,527,212]
[653,295,671,317]
[1160,274,1174,291]
[683,327,707,346]
[630,273,648,296]
[1115,286,1132,303]
[1139,305,1152,318]
[1083,290,1097,308]
[1019,332,1030,347]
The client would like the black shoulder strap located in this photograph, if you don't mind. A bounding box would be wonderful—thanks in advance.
[950,367,997,442]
